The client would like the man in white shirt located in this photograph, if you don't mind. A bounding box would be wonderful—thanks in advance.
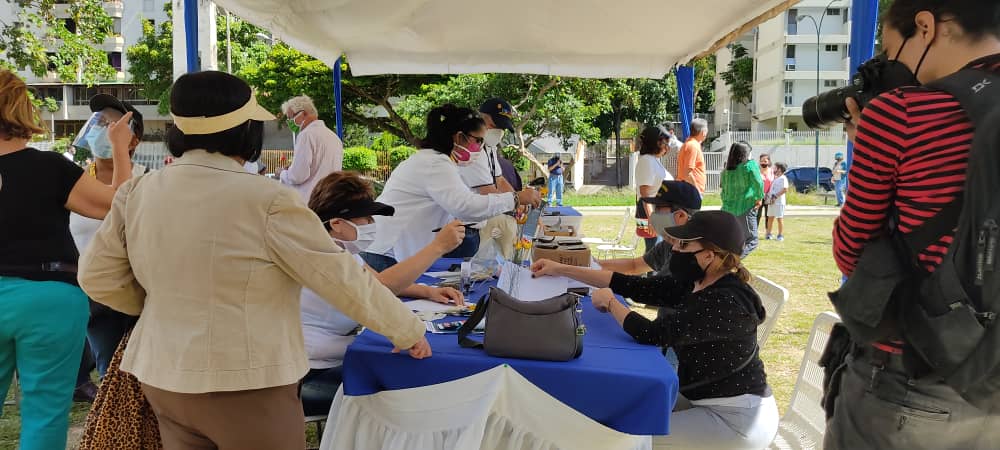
[278,95,343,201]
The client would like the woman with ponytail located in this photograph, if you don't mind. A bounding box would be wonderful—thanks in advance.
[362,104,541,270]
[588,210,777,449]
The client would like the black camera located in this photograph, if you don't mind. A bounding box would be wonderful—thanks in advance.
[802,55,918,130]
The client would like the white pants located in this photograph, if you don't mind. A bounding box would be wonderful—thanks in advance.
[654,395,779,450]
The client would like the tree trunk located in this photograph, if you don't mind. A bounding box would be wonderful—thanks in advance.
[515,128,548,178]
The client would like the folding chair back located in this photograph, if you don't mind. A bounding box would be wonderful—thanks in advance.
[769,312,840,450]
[749,275,789,347]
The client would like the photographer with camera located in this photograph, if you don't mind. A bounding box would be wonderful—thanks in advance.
[820,1,1000,448]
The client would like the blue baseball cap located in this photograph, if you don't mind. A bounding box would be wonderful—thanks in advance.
[479,98,516,132]
[641,180,702,211]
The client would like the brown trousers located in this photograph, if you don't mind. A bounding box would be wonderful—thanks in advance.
[141,383,305,450]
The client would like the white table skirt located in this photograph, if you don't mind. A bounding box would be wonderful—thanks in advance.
[321,365,652,450]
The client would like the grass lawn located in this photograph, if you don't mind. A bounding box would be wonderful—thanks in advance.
[562,187,833,208]
[1,216,838,447]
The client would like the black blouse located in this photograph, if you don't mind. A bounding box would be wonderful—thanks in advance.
[610,272,771,401]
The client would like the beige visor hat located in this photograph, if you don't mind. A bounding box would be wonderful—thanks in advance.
[171,93,276,135]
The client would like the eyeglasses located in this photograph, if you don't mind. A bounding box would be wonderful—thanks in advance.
[463,133,485,145]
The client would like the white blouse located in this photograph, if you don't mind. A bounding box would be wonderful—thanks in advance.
[366,149,516,261]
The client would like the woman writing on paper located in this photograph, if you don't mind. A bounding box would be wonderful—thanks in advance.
[535,211,777,449]
[361,104,542,272]
[300,171,466,416]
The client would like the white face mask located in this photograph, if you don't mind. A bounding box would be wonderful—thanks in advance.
[334,220,377,254]
[484,129,504,148]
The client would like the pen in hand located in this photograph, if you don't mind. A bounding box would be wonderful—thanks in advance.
[432,223,477,232]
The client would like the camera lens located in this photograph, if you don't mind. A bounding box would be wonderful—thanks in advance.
[802,86,858,130]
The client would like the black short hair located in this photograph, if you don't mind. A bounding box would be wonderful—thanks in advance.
[420,104,485,154]
[166,71,264,160]
[886,0,1000,41]
[638,126,665,156]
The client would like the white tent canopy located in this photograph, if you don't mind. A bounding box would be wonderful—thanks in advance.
[212,0,795,78]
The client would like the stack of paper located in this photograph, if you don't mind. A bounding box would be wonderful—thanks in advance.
[496,261,568,301]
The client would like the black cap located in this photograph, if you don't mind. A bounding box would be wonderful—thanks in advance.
[642,181,702,211]
[315,199,395,222]
[89,94,144,139]
[479,98,515,132]
[663,210,744,256]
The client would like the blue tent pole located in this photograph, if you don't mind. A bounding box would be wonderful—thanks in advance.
[846,1,880,169]
[183,0,199,73]
[333,57,344,139]
[676,66,696,141]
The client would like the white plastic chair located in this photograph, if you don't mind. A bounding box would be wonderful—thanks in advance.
[749,275,789,348]
[597,234,640,259]
[769,312,841,450]
[582,207,632,248]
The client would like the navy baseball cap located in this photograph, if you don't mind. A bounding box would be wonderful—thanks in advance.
[642,180,702,211]
[663,210,744,256]
[89,94,144,138]
[479,98,515,132]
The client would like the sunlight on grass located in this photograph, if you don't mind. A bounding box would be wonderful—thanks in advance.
[562,187,832,208]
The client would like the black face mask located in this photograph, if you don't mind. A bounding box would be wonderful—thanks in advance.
[669,249,708,284]
[871,38,924,90]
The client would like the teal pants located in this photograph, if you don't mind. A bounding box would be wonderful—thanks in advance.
[0,276,89,450]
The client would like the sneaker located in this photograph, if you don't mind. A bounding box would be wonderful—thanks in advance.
[73,381,98,403]
[765,234,773,240]
[777,235,784,241]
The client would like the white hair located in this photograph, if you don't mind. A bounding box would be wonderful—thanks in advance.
[690,118,708,137]
[281,95,318,117]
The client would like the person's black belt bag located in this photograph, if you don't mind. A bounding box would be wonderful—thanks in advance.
[458,288,584,362]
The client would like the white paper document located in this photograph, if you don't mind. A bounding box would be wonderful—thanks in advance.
[405,299,458,313]
[497,261,568,301]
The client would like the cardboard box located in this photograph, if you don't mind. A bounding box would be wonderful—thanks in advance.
[542,225,576,237]
[532,240,591,267]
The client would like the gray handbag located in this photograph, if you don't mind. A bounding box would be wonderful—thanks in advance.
[458,287,585,361]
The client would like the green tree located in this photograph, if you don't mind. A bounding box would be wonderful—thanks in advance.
[720,43,753,106]
[692,55,716,113]
[397,73,610,174]
[0,0,115,84]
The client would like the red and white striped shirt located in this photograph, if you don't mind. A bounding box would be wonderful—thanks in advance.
[833,54,1000,276]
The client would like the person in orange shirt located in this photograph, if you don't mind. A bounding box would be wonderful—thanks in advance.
[677,118,708,193]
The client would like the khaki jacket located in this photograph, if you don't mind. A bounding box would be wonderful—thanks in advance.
[79,150,424,394]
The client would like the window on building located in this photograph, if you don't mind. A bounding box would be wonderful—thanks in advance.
[785,45,796,70]
[108,52,123,71]
[825,44,839,52]
[45,52,57,72]
[827,8,841,16]
[112,18,122,35]
[63,18,77,34]
[784,81,794,106]
[786,9,798,34]
[786,45,796,58]
[824,80,839,88]
[843,9,849,23]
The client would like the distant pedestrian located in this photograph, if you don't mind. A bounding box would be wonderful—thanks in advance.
[766,163,788,241]
[677,119,708,193]
[546,154,565,206]
[279,95,343,202]
[757,153,774,229]
[832,152,848,207]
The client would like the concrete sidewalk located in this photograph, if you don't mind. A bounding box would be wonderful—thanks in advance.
[573,205,841,217]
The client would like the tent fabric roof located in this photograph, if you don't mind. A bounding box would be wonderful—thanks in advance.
[214,0,792,78]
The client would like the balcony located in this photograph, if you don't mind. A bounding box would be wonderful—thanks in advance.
[104,1,123,18]
[102,35,125,52]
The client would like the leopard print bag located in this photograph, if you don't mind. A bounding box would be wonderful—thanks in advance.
[78,329,162,450]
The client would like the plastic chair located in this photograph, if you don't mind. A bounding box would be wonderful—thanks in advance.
[769,312,841,450]
[749,275,789,348]
[597,234,640,259]
[305,415,326,450]
[582,207,632,248]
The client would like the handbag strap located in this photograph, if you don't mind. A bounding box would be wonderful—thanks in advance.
[457,290,492,349]
[679,345,759,394]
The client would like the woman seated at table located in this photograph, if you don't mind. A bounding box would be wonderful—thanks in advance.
[300,171,467,416]
[361,104,541,271]
[534,211,778,449]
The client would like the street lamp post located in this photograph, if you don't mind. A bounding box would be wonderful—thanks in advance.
[798,0,838,192]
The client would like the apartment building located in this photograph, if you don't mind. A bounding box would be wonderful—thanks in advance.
[751,0,852,132]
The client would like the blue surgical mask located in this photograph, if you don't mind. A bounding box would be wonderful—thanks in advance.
[85,126,114,159]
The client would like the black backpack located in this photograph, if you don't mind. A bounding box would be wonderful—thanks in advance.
[903,68,1000,410]
[829,67,1000,411]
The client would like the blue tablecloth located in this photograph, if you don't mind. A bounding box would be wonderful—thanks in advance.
[544,206,582,217]
[342,259,679,436]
